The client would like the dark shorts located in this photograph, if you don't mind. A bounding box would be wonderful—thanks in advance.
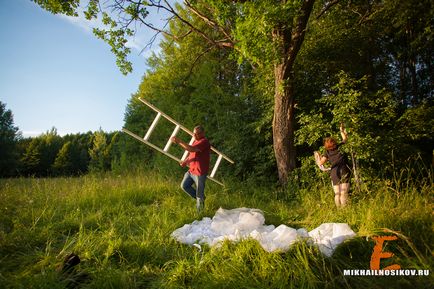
[330,164,351,186]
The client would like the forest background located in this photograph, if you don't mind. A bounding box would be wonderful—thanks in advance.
[1,0,432,185]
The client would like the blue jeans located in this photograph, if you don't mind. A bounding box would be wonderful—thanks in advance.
[181,171,207,201]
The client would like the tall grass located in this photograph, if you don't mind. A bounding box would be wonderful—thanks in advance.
[0,167,432,288]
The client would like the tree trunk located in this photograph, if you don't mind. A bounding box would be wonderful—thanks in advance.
[273,64,296,185]
[272,0,315,186]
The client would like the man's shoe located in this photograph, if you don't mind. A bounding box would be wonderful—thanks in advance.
[196,198,204,213]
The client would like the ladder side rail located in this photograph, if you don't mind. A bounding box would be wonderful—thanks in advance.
[207,176,224,186]
[210,148,234,164]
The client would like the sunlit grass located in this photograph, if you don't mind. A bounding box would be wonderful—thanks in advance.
[0,168,432,288]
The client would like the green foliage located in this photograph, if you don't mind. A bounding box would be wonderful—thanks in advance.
[52,141,75,175]
[52,138,91,176]
[297,0,433,105]
[0,101,20,177]
[373,0,433,105]
[20,138,42,175]
[232,1,275,65]
[88,129,111,173]
[93,12,133,75]
[17,131,91,177]
[392,102,434,176]
[32,0,80,17]
[20,128,63,176]
[230,0,304,66]
[297,72,402,175]
[397,103,434,142]
[13,130,134,177]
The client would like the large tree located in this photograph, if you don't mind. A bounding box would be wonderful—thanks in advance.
[34,0,339,185]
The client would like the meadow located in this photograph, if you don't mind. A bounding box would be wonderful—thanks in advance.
[0,167,432,289]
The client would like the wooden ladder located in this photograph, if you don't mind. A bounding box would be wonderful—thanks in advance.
[122,98,234,186]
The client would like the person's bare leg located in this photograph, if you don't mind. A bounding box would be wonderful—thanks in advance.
[333,185,341,207]
[340,183,350,206]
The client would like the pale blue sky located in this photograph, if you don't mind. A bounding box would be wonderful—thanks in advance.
[0,0,167,137]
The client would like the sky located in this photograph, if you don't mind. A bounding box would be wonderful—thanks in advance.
[0,0,168,137]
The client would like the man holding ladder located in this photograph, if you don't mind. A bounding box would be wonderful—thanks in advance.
[122,98,233,212]
[171,125,210,213]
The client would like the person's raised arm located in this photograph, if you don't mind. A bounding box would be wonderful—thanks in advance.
[340,123,348,143]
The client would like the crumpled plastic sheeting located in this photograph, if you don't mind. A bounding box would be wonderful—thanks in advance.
[171,207,356,256]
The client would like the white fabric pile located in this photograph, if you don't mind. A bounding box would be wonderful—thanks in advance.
[171,207,356,257]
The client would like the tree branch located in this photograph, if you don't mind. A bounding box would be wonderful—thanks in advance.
[183,45,215,83]
[90,0,240,70]
[184,0,234,45]
[316,0,340,20]
[286,0,316,68]
[154,0,234,49]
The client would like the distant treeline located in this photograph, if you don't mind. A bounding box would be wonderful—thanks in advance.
[0,124,125,177]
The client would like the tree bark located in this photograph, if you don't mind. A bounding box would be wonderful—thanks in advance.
[272,0,315,185]
[273,65,296,185]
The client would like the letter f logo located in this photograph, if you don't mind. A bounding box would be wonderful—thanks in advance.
[370,236,401,270]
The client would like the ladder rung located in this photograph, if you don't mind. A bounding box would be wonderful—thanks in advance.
[144,112,161,141]
[164,125,180,152]
[181,136,195,161]
[210,154,223,178]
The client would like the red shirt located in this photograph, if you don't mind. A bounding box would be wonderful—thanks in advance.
[187,137,211,176]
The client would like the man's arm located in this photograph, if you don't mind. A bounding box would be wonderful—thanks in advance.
[171,136,201,152]
[180,157,192,167]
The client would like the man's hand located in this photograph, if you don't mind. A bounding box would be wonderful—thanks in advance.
[171,136,180,144]
[180,160,187,167]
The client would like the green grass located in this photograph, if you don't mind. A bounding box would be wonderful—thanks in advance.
[0,170,432,289]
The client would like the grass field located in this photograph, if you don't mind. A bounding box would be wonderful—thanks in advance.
[0,169,432,289]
